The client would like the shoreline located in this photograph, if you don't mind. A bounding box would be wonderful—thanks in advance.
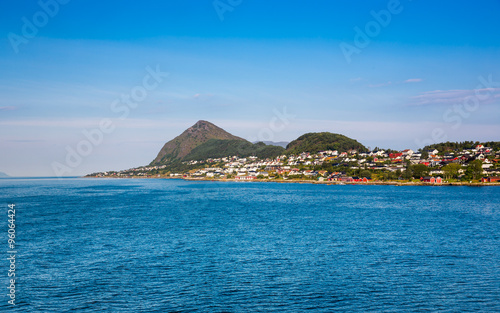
[84,176,500,186]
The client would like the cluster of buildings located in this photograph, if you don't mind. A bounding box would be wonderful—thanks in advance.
[89,145,500,183]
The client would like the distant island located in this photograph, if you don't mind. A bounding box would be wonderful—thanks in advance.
[0,172,10,178]
[86,120,500,185]
[252,141,289,148]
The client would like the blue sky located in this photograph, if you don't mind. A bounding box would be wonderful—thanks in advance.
[1,0,499,176]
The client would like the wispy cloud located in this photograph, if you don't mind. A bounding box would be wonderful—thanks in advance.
[192,93,214,100]
[411,88,500,106]
[0,106,16,111]
[368,78,423,88]
[404,78,423,83]
[369,81,392,88]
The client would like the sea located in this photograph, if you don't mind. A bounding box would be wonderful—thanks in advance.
[0,178,498,312]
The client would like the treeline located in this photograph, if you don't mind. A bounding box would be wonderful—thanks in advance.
[422,141,500,153]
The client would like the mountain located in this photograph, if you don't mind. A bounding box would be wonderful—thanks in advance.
[286,132,368,154]
[151,120,246,164]
[252,141,289,148]
[0,172,10,178]
[151,120,287,165]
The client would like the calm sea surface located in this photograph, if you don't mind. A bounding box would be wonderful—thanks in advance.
[0,178,499,312]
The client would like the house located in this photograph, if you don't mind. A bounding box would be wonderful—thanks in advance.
[352,177,370,182]
[346,176,371,182]
[235,176,256,180]
[303,170,317,176]
[339,176,354,182]
[402,149,414,156]
[481,176,500,183]
[421,176,442,184]
[324,156,338,161]
[389,152,403,159]
[429,170,444,175]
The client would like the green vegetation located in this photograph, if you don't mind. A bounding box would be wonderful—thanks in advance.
[464,160,483,180]
[184,139,285,160]
[411,164,429,178]
[442,163,462,179]
[286,132,368,155]
[422,141,500,152]
[359,170,372,179]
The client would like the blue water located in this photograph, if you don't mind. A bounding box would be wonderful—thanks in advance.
[0,178,499,312]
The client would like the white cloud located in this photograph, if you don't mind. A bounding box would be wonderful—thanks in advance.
[411,88,500,106]
[404,78,423,83]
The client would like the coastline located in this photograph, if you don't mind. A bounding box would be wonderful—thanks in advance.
[84,176,500,186]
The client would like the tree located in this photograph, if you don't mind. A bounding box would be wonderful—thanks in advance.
[395,169,402,179]
[465,159,483,180]
[403,162,413,180]
[421,151,429,159]
[359,170,372,179]
[380,173,389,181]
[442,163,461,179]
[412,164,429,178]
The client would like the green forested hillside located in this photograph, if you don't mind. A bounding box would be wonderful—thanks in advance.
[185,139,285,160]
[286,132,368,154]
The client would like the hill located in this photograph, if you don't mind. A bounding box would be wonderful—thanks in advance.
[0,172,10,178]
[286,132,368,154]
[185,140,285,160]
[151,120,246,165]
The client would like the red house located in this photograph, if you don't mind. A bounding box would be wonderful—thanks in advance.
[235,176,256,180]
[481,177,500,183]
[350,177,371,183]
[421,176,442,184]
[389,153,403,159]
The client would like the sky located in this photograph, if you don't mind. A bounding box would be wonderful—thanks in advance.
[0,0,499,177]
